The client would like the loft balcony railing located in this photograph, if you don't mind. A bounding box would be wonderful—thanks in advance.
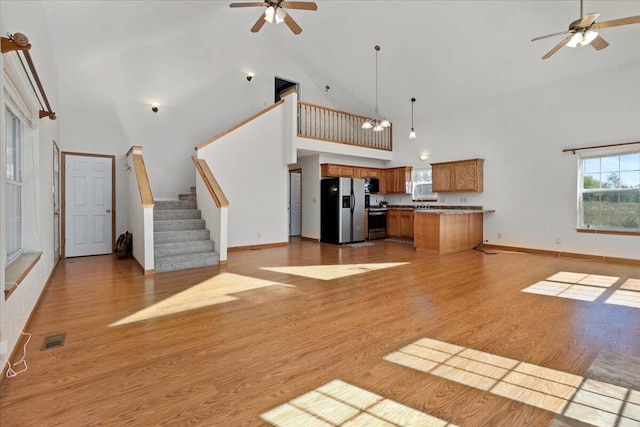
[297,101,392,151]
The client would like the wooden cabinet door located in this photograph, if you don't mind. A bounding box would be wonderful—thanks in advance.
[339,166,354,177]
[432,164,452,192]
[454,162,478,192]
[379,170,389,194]
[368,169,379,179]
[399,211,414,239]
[387,211,400,237]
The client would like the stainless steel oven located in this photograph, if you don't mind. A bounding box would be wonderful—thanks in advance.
[368,208,387,240]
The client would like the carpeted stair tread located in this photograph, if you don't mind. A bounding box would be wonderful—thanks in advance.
[154,251,220,273]
[154,240,216,257]
[154,218,205,232]
[179,193,196,201]
[154,229,211,244]
[154,209,201,220]
[154,200,196,210]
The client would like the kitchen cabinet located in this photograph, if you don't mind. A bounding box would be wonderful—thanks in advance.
[321,163,353,177]
[386,209,414,239]
[414,211,484,254]
[321,164,408,192]
[431,159,483,193]
[380,167,412,194]
[400,211,414,239]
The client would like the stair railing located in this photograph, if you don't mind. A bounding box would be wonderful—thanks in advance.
[125,146,155,273]
[191,157,229,263]
[297,101,392,151]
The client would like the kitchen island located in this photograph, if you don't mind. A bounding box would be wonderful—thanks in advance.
[414,208,494,254]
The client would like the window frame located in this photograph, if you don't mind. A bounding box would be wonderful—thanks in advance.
[577,148,640,234]
[411,167,437,201]
[5,105,24,265]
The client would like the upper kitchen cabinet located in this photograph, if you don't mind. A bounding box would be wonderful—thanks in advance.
[381,167,412,194]
[321,164,354,178]
[431,159,483,193]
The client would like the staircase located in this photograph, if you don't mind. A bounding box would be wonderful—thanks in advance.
[153,187,220,273]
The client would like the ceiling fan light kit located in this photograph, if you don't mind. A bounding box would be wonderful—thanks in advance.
[229,1,318,35]
[532,0,640,59]
[264,6,286,24]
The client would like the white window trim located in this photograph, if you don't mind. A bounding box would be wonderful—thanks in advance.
[2,52,40,271]
[576,148,640,233]
[411,167,437,201]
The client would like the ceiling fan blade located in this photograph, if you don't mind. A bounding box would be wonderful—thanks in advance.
[284,13,303,35]
[281,1,317,11]
[531,30,569,42]
[591,15,640,29]
[230,2,267,7]
[541,35,571,60]
[250,13,267,32]
[590,35,609,50]
[578,13,600,28]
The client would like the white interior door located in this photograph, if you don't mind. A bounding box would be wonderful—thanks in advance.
[289,171,301,236]
[53,142,60,265]
[64,154,113,257]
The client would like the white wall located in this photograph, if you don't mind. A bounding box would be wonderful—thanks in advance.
[389,61,640,259]
[0,1,59,371]
[57,21,337,240]
[197,104,288,248]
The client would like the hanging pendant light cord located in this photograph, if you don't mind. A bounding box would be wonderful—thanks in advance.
[411,99,414,128]
[375,47,379,117]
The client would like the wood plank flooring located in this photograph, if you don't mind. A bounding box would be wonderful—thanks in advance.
[1,238,639,426]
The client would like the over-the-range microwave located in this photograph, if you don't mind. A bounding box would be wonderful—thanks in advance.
[364,178,379,193]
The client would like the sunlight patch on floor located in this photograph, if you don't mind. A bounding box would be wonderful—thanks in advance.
[261,379,457,427]
[110,273,294,326]
[261,263,409,281]
[384,338,639,427]
[522,273,640,309]
[546,272,619,287]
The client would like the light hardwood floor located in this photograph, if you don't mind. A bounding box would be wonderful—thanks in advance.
[1,238,639,426]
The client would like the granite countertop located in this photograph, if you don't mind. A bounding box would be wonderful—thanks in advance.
[414,209,495,215]
[383,205,495,214]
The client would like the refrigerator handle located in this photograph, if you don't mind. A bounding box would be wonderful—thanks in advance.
[350,189,355,212]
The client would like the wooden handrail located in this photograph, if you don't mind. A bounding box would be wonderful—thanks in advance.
[126,145,143,157]
[126,148,154,208]
[1,33,56,120]
[195,100,285,151]
[192,157,229,208]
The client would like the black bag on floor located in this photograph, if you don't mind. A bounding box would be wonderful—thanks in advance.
[114,231,132,259]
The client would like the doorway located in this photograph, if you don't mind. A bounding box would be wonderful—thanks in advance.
[275,77,299,103]
[62,152,115,258]
[289,170,301,237]
[53,141,60,265]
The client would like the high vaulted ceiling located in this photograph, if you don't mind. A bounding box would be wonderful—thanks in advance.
[40,0,640,120]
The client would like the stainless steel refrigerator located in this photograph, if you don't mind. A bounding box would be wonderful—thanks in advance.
[320,177,365,244]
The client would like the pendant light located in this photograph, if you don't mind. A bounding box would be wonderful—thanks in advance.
[362,45,391,132]
[409,98,416,139]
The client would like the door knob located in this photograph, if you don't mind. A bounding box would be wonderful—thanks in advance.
[106,209,111,213]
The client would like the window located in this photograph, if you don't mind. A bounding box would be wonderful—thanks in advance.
[5,107,23,263]
[411,168,437,201]
[578,150,640,232]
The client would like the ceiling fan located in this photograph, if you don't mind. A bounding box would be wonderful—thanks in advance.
[532,0,640,59]
[229,1,318,35]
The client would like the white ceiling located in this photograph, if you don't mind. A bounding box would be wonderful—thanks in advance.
[40,0,640,119]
